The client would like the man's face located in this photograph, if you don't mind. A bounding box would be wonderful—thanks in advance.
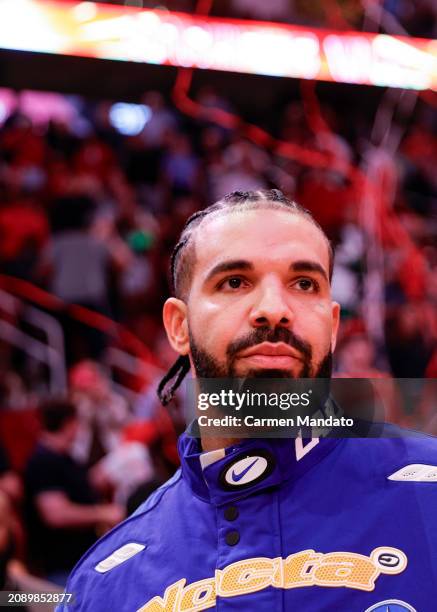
[165,208,340,379]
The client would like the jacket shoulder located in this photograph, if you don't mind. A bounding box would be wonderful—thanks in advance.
[342,427,437,475]
[57,470,183,611]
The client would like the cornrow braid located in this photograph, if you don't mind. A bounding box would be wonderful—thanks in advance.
[157,189,334,406]
[157,355,190,406]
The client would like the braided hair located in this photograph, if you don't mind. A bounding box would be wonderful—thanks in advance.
[157,189,333,405]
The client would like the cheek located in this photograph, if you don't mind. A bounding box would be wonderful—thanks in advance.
[296,301,333,349]
[190,301,242,353]
[307,300,333,324]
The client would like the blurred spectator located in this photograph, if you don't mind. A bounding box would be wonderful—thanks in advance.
[331,223,365,316]
[160,133,202,199]
[336,324,388,378]
[69,361,130,467]
[92,441,155,506]
[0,371,29,411]
[278,102,313,145]
[296,169,355,241]
[196,86,235,123]
[0,188,49,280]
[140,91,178,149]
[24,398,124,585]
[39,195,112,308]
[386,303,435,378]
[335,322,406,425]
[37,194,131,363]
[211,139,269,199]
[118,234,154,310]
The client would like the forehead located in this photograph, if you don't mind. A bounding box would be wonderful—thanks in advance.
[193,208,330,277]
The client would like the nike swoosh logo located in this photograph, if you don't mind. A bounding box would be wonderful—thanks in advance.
[231,458,259,482]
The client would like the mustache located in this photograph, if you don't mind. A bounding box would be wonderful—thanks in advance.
[226,327,312,362]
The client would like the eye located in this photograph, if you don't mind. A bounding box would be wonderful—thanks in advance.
[293,278,319,292]
[218,276,248,291]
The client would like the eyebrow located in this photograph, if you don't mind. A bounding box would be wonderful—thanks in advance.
[204,260,253,284]
[290,260,329,282]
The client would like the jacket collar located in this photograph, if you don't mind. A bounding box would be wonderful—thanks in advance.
[178,429,342,506]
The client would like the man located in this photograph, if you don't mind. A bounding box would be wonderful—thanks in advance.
[24,398,124,586]
[69,360,130,467]
[60,190,437,611]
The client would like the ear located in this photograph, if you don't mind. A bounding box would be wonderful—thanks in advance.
[330,301,340,353]
[162,298,190,355]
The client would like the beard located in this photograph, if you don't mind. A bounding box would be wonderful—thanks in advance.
[189,325,333,380]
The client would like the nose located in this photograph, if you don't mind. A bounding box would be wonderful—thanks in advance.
[249,278,293,329]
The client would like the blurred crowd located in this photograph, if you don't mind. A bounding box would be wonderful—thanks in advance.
[0,78,436,592]
[0,363,179,592]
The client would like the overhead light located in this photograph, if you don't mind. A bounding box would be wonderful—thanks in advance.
[109,102,152,136]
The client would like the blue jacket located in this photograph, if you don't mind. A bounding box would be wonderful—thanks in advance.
[59,430,437,611]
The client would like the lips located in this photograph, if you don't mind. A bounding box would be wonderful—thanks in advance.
[237,342,302,369]
[238,342,301,359]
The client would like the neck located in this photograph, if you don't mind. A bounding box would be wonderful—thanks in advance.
[196,403,242,452]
